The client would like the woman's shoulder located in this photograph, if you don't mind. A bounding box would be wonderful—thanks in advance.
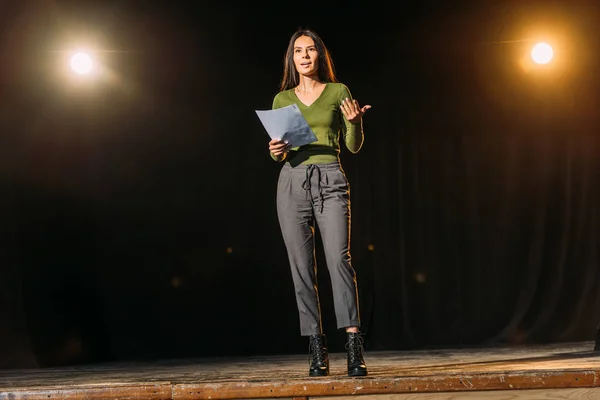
[272,88,295,108]
[273,88,294,100]
[327,82,351,92]
[326,82,352,98]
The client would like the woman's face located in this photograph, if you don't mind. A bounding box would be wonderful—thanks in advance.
[293,35,319,78]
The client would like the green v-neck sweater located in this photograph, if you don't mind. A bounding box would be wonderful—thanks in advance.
[270,82,364,165]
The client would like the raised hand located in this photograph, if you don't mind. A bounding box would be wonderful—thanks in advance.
[340,98,371,124]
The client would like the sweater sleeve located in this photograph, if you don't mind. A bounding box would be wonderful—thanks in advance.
[339,84,364,154]
[269,93,287,162]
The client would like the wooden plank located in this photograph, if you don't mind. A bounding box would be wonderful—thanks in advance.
[172,370,598,400]
[316,387,600,399]
[1,342,598,390]
[0,384,172,400]
[0,342,598,400]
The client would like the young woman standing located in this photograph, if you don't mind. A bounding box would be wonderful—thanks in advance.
[268,28,371,377]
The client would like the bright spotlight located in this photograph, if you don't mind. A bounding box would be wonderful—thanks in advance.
[531,42,554,65]
[70,52,93,75]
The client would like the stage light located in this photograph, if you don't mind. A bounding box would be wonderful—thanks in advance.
[70,52,93,75]
[531,42,554,65]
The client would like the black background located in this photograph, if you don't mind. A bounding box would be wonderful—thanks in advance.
[1,0,599,368]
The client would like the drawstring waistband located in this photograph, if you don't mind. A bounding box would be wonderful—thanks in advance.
[302,164,325,213]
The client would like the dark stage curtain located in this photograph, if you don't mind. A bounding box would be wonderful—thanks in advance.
[351,69,600,350]
[346,1,600,350]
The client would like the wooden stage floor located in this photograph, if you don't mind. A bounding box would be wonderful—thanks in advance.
[1,341,599,400]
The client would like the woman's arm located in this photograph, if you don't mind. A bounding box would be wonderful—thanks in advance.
[339,84,370,154]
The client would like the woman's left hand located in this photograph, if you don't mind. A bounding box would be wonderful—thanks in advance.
[341,98,371,124]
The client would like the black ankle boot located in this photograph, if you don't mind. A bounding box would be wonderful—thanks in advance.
[594,325,600,351]
[308,334,329,376]
[346,332,367,377]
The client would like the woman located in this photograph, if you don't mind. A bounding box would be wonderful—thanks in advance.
[268,28,371,377]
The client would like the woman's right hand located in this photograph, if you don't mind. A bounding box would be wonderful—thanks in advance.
[269,139,291,156]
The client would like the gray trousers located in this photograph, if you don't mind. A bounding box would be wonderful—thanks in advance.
[276,161,361,336]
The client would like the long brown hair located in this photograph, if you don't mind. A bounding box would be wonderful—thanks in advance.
[279,29,338,91]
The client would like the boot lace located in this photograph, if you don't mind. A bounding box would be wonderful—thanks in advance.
[309,335,327,365]
[346,333,365,365]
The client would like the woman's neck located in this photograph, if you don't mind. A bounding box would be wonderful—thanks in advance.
[296,75,322,92]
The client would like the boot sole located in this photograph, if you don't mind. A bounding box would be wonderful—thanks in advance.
[348,369,368,377]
